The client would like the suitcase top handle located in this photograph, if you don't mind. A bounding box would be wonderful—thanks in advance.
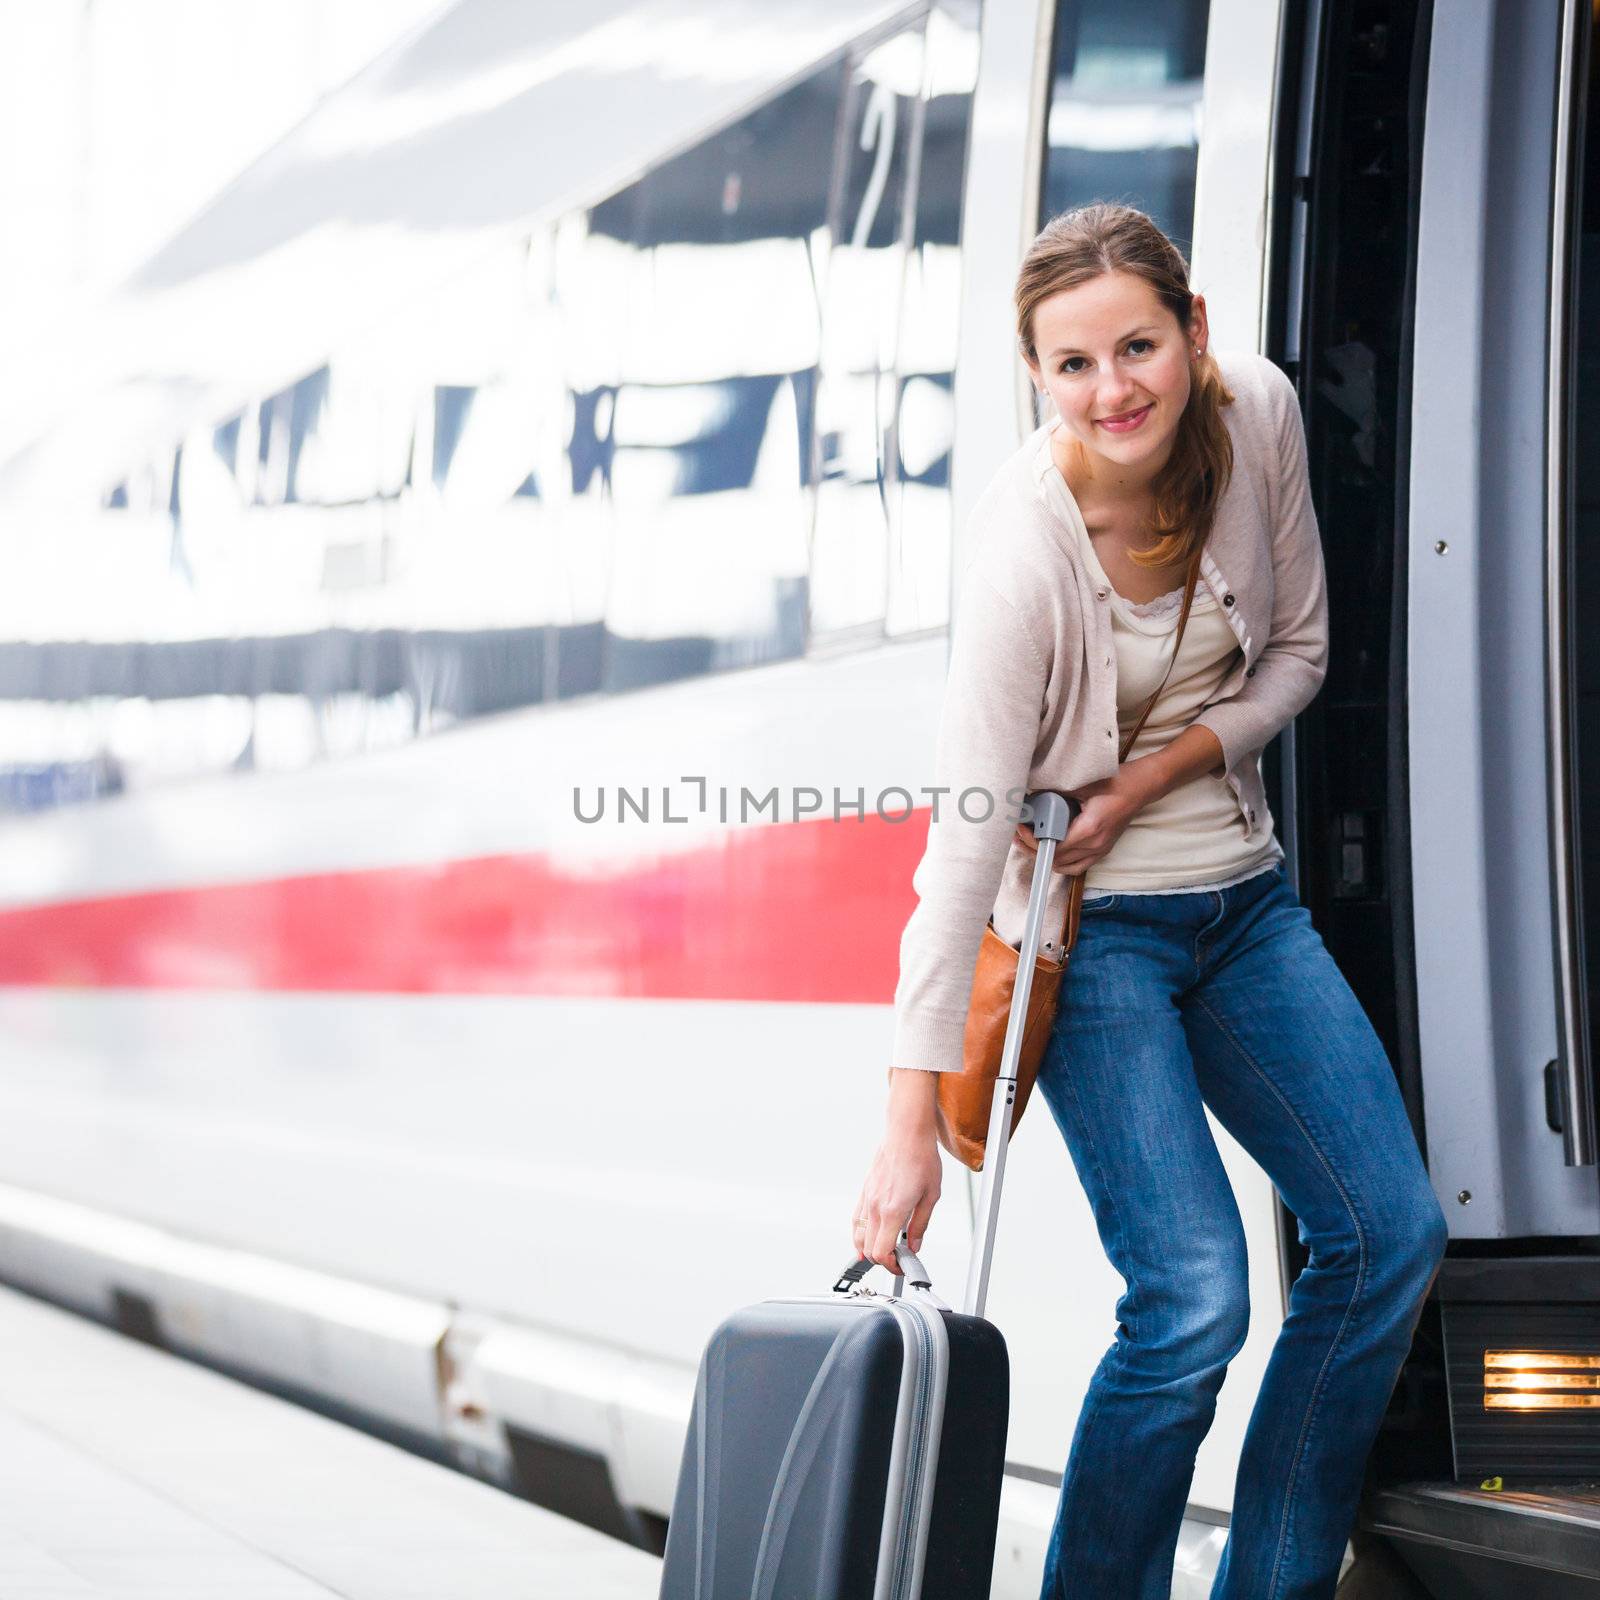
[833,1234,950,1311]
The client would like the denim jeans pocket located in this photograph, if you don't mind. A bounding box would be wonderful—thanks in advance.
[1079,891,1119,912]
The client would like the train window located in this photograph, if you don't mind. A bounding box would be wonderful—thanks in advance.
[431,387,476,490]
[587,63,843,693]
[812,24,926,642]
[253,367,330,508]
[887,2,979,638]
[1038,0,1210,248]
[0,8,986,815]
[544,212,623,698]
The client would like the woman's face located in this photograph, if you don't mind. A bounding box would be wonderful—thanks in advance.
[1026,270,1206,481]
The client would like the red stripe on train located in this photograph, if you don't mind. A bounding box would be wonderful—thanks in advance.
[0,811,929,1001]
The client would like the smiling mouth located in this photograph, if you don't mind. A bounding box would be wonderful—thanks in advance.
[1096,403,1153,427]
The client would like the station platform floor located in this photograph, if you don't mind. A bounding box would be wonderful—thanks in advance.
[0,1283,663,1598]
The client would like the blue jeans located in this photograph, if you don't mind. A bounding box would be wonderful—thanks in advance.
[1032,861,1448,1600]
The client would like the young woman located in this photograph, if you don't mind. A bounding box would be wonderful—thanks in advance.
[850,202,1449,1600]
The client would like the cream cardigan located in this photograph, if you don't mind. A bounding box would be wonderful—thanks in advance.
[891,347,1329,1074]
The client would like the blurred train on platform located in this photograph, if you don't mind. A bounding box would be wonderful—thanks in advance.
[2,0,1600,1594]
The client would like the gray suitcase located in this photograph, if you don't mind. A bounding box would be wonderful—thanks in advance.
[658,793,1078,1599]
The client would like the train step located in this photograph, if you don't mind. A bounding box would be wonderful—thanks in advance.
[1362,1480,1600,1599]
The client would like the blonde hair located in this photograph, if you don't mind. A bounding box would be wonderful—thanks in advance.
[1015,201,1235,571]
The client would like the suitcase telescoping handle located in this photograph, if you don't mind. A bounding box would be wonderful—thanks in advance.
[837,790,1077,1322]
[962,790,1074,1319]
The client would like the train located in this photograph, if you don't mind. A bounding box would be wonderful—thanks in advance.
[0,0,1597,1594]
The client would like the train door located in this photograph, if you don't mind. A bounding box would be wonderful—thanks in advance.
[1284,0,1600,1590]
[1403,0,1599,1247]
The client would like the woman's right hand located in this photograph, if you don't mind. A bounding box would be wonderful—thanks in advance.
[852,1069,943,1272]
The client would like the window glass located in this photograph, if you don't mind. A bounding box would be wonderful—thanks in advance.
[1039,0,1210,251]
[592,64,843,691]
[0,6,983,813]
[811,25,925,641]
[887,2,978,637]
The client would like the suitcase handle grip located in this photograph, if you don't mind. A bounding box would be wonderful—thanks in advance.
[833,1233,947,1308]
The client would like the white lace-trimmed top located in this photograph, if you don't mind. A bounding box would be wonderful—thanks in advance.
[1064,502,1286,896]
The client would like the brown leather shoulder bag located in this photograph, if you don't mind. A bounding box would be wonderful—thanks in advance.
[934,545,1206,1170]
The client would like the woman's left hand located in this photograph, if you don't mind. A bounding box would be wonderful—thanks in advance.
[1014,765,1155,876]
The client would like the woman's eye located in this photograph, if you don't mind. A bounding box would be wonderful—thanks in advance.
[1058,339,1154,375]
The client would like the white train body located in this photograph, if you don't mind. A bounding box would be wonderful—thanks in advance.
[15,1,1593,1594]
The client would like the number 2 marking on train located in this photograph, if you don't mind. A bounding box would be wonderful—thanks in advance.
[850,82,897,251]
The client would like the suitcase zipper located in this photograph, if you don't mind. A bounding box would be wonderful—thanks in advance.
[889,1297,941,1599]
[776,1291,949,1599]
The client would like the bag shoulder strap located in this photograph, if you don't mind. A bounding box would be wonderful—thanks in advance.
[1055,541,1206,955]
